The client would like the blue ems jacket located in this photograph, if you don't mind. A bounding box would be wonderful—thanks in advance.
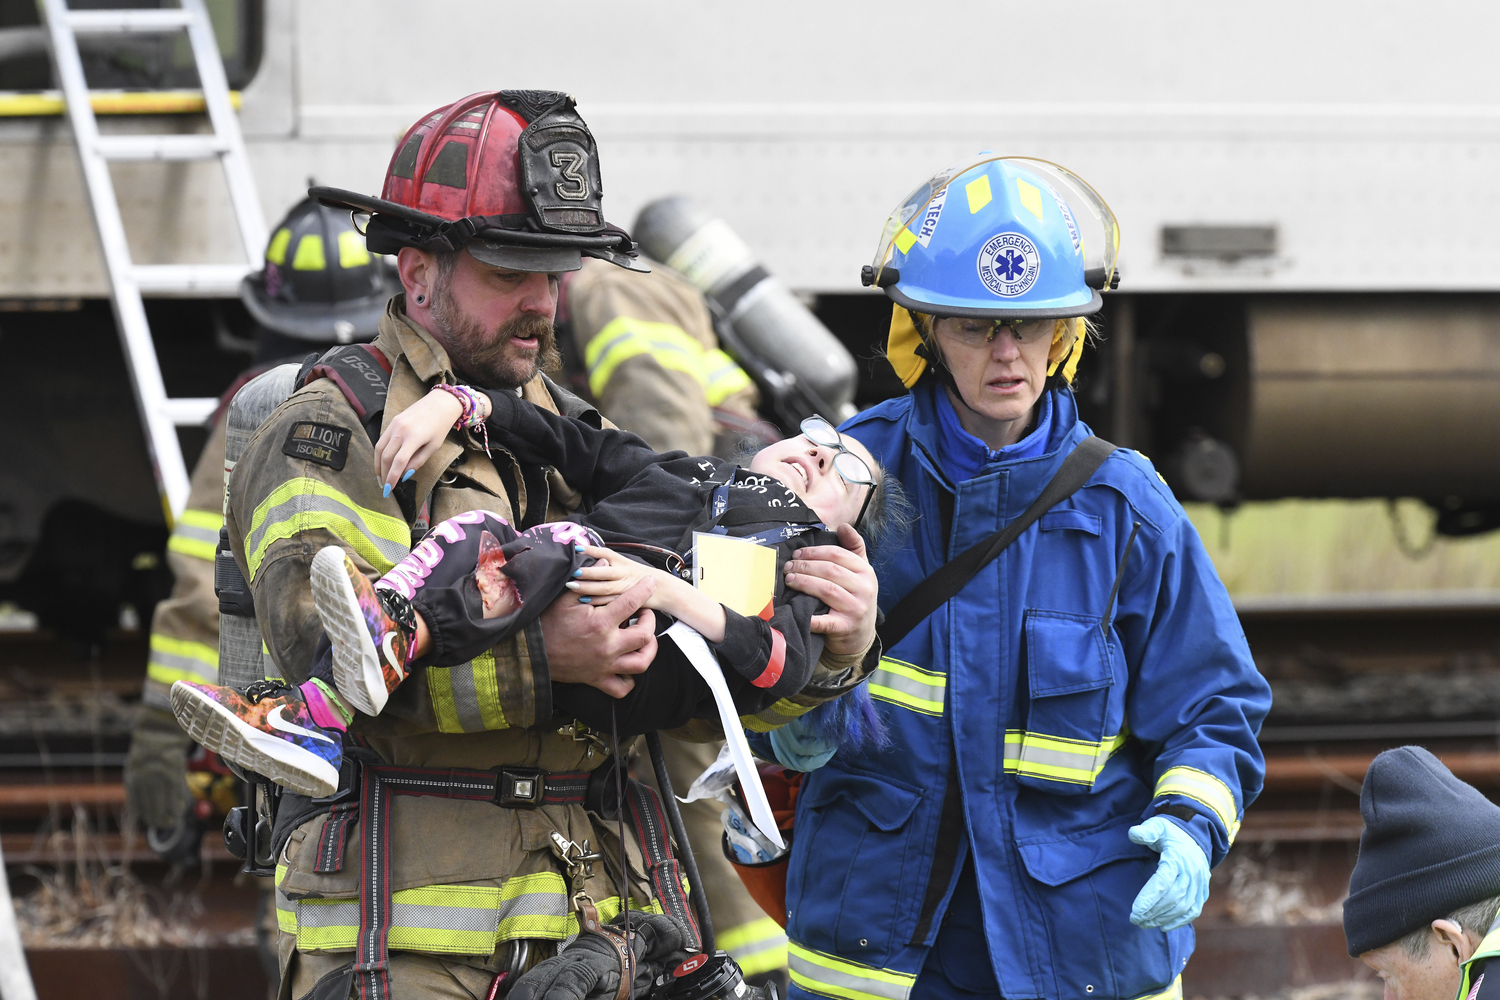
[783,384,1270,1000]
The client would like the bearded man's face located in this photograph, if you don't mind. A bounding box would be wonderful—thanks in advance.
[427,253,562,390]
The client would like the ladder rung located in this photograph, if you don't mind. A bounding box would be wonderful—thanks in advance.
[65,8,194,33]
[162,397,218,427]
[133,264,251,297]
[94,134,227,161]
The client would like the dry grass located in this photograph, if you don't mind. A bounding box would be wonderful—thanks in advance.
[1192,980,1383,1000]
[10,806,239,949]
[1217,853,1345,927]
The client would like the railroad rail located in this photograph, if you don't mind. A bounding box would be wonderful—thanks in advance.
[3,591,1498,998]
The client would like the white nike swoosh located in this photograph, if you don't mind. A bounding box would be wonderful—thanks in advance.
[382,633,405,675]
[267,705,335,745]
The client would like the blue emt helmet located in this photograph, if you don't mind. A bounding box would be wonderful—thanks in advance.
[863,156,1121,387]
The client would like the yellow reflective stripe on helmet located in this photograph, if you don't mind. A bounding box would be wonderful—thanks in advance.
[719,917,787,977]
[869,657,945,717]
[1133,975,1182,1000]
[965,174,992,215]
[788,942,916,1000]
[265,227,292,266]
[1003,729,1127,786]
[426,651,508,733]
[337,229,371,269]
[292,233,326,271]
[893,228,918,254]
[167,507,221,562]
[1155,766,1241,841]
[701,348,754,406]
[245,477,410,580]
[147,632,218,686]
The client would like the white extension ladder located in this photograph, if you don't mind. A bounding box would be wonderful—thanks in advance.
[38,0,266,521]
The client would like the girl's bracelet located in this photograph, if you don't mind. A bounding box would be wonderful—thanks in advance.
[433,383,491,457]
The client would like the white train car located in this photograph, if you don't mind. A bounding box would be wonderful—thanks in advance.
[1,0,1498,598]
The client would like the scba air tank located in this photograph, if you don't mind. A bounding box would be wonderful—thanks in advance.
[216,364,300,689]
[633,196,858,420]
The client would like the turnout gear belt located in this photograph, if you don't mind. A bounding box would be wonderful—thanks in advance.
[351,763,591,1000]
[340,762,698,1000]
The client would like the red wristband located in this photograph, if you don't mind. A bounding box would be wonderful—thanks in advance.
[750,628,787,689]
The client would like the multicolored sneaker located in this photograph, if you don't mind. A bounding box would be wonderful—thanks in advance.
[170,679,341,798]
[310,546,414,717]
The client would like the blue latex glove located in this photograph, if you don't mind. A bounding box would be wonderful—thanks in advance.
[1128,815,1210,930]
[767,717,837,772]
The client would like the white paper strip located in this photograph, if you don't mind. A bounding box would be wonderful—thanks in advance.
[664,621,785,849]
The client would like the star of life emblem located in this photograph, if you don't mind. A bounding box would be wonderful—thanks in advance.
[976,232,1041,297]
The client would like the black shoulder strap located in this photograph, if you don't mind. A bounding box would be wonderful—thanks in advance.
[297,344,394,443]
[877,436,1117,650]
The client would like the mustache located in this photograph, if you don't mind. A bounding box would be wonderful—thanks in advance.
[499,313,553,344]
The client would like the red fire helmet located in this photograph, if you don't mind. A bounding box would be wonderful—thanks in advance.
[313,90,645,274]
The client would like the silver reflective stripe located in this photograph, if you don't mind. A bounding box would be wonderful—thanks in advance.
[788,947,915,1000]
[148,647,216,682]
[448,661,486,734]
[295,899,357,928]
[244,491,409,575]
[390,901,499,936]
[174,521,218,546]
[1016,742,1104,773]
[870,670,942,709]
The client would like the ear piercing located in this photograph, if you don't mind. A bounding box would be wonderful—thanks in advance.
[415,293,426,304]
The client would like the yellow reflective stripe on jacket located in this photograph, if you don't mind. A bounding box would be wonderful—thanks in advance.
[742,696,818,733]
[789,942,916,1000]
[585,316,751,403]
[147,632,218,686]
[275,864,296,932]
[1155,766,1241,841]
[701,348,754,405]
[167,507,221,562]
[1004,729,1127,786]
[245,477,410,580]
[719,917,788,977]
[1459,915,1500,999]
[278,866,665,956]
[1133,975,1182,1000]
[426,652,509,733]
[869,658,946,716]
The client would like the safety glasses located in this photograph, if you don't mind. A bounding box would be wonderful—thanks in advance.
[800,415,878,529]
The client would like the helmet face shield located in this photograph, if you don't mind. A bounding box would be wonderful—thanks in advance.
[871,156,1119,319]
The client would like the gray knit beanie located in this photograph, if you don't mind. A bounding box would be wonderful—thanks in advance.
[1344,746,1500,956]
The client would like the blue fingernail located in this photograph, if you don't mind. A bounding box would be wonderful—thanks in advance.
[402,469,415,482]
[578,596,592,604]
[574,544,585,552]
[382,483,392,498]
[571,569,582,578]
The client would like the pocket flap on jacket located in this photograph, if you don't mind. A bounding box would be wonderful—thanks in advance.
[800,769,924,832]
[1039,510,1102,535]
[1025,610,1114,698]
[1016,815,1156,886]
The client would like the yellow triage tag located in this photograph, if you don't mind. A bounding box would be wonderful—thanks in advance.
[692,531,777,619]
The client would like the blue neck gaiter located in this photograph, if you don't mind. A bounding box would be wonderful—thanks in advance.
[935,388,1054,484]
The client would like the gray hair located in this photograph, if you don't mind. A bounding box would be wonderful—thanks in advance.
[1398,895,1500,959]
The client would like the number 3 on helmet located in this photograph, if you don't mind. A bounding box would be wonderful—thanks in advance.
[312,90,648,276]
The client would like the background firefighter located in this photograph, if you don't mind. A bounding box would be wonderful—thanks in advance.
[122,195,397,848]
[561,254,789,989]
